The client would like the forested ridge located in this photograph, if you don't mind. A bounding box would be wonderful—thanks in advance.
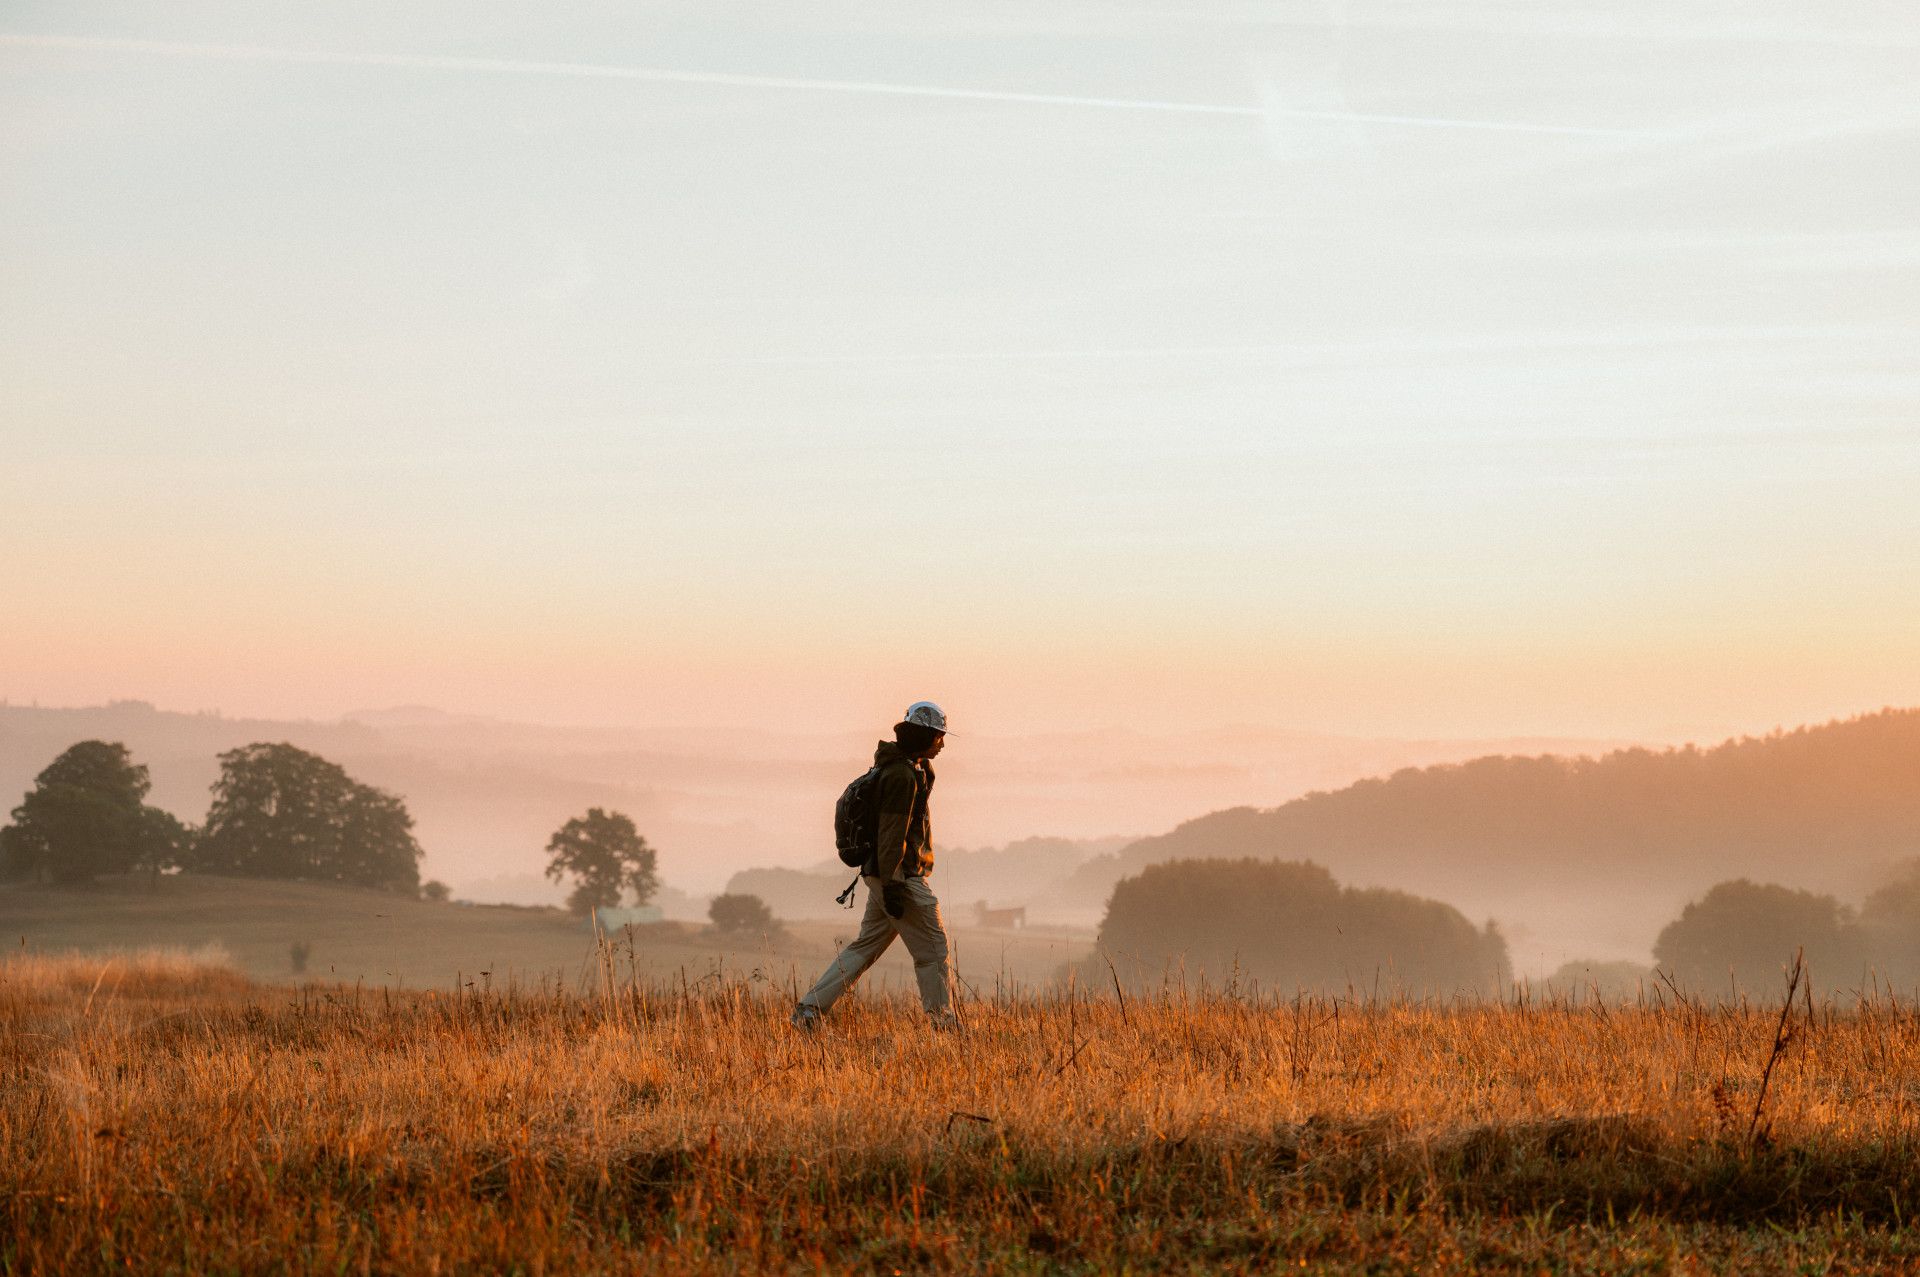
[1111,709,1920,895]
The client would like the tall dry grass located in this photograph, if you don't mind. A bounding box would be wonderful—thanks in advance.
[4,948,1920,1273]
[0,945,245,1000]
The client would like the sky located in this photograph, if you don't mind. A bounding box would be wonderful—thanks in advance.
[3,0,1917,744]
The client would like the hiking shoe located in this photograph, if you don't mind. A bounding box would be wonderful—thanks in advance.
[790,1003,822,1032]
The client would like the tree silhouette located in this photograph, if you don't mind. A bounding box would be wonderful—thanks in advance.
[1,741,173,883]
[1096,858,1509,996]
[1652,879,1864,998]
[1860,858,1920,988]
[193,743,422,891]
[134,806,194,883]
[543,808,658,918]
[708,892,777,936]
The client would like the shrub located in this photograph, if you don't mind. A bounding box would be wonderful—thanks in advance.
[1543,959,1653,1002]
[708,893,779,938]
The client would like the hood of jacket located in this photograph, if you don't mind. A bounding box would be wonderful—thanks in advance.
[873,739,936,785]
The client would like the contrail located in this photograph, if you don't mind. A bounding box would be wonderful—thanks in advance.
[0,32,1647,138]
[708,325,1909,366]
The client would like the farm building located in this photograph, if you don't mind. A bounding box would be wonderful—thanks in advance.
[972,902,1026,929]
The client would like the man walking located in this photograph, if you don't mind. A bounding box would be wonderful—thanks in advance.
[793,701,955,1030]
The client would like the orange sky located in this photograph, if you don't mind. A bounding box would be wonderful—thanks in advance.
[4,590,1915,744]
[3,3,1916,742]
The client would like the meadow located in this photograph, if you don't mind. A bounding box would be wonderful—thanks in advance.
[5,949,1920,1274]
[0,874,1091,993]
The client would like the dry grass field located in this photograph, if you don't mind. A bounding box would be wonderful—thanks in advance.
[6,948,1920,1274]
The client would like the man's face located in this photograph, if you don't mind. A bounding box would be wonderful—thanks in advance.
[924,732,946,759]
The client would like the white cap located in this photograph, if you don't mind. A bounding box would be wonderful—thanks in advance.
[896,701,949,734]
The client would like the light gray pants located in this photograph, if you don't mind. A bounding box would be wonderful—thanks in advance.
[799,876,952,1016]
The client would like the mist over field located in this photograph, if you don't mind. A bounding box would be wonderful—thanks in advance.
[7,699,1918,987]
[0,698,1626,896]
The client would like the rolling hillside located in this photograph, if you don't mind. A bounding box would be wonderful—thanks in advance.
[1104,709,1920,965]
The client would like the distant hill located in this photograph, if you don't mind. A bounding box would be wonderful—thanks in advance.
[723,835,1134,922]
[1107,709,1920,960]
[722,867,857,921]
[936,835,1134,905]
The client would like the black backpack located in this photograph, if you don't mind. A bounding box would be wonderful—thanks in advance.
[831,760,914,908]
[834,765,887,869]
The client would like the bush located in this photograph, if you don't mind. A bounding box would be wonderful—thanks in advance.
[1543,959,1653,1003]
[709,893,779,938]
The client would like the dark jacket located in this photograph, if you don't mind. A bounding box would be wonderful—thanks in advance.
[870,740,934,880]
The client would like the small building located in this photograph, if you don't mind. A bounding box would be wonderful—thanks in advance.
[972,902,1026,930]
[590,905,664,931]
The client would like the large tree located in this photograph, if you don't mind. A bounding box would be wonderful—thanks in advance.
[1653,879,1866,998]
[133,806,195,883]
[1095,858,1511,997]
[1860,858,1920,988]
[193,742,422,892]
[544,808,658,917]
[1,741,175,883]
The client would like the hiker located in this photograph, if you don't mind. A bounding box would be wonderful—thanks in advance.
[792,702,955,1029]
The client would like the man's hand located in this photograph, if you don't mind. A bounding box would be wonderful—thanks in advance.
[882,881,910,919]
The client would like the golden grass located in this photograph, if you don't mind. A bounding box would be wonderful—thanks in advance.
[0,944,246,1000]
[5,950,1920,1274]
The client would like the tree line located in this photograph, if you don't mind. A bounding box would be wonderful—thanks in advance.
[1093,855,1920,1002]
[1109,708,1920,901]
[1,739,427,892]
[1,739,661,914]
[1652,869,1920,999]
